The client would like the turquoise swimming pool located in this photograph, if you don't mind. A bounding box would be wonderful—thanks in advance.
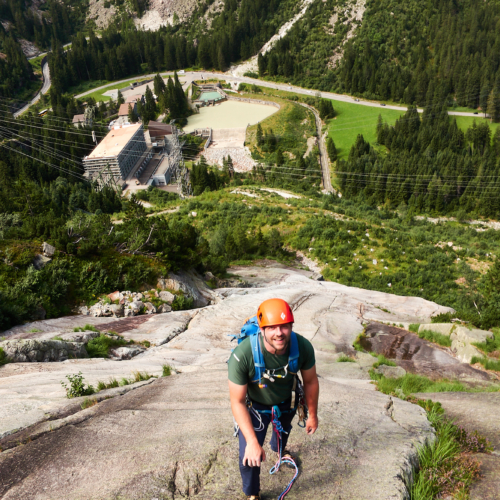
[199,91,223,101]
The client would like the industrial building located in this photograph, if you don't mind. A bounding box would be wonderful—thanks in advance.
[82,124,152,183]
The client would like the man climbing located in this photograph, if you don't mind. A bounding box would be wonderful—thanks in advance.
[228,298,319,500]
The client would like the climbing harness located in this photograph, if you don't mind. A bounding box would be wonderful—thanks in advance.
[229,310,307,498]
[269,406,299,500]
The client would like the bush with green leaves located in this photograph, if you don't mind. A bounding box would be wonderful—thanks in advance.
[85,334,128,358]
[61,372,95,398]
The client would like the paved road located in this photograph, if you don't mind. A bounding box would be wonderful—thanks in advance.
[74,70,482,118]
[13,62,51,118]
[298,102,332,193]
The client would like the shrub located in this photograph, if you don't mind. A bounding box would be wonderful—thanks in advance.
[431,312,453,323]
[61,372,95,398]
[337,354,355,362]
[162,364,172,376]
[85,334,127,358]
[0,347,10,367]
[472,329,500,355]
[171,295,194,311]
[409,324,420,333]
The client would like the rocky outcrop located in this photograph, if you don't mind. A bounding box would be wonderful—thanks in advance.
[0,263,480,499]
[361,323,491,382]
[157,269,219,307]
[0,339,88,363]
[109,345,146,360]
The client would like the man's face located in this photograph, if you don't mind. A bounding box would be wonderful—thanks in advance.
[262,323,292,353]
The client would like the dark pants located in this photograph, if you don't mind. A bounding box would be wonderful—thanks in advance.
[238,399,296,496]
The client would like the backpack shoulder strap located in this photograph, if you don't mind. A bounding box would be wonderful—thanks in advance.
[250,332,265,384]
[288,331,300,374]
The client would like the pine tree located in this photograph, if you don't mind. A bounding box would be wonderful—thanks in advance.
[486,87,500,123]
[256,123,263,146]
[327,137,337,162]
[128,103,138,123]
[117,90,124,106]
[226,155,234,178]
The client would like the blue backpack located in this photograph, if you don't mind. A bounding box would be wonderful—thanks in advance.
[231,315,300,385]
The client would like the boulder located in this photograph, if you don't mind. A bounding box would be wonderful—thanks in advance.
[108,346,145,360]
[418,323,454,336]
[361,323,491,382]
[42,242,56,257]
[451,338,484,364]
[78,306,89,316]
[110,303,125,318]
[89,303,104,317]
[158,303,172,314]
[144,302,156,314]
[32,254,51,270]
[452,326,493,345]
[157,270,218,308]
[107,291,120,302]
[374,364,407,379]
[0,339,88,362]
[311,272,324,281]
[159,291,175,303]
[59,331,100,344]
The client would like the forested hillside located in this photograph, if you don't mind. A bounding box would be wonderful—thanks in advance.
[263,0,500,112]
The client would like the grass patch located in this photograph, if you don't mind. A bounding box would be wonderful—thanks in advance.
[409,324,420,333]
[372,354,397,368]
[28,328,42,333]
[472,328,500,355]
[471,356,500,372]
[73,324,99,333]
[417,329,452,347]
[85,334,128,358]
[370,372,468,398]
[96,371,154,391]
[353,331,366,352]
[80,397,98,410]
[372,374,495,498]
[162,364,172,376]
[337,354,356,362]
[52,336,64,341]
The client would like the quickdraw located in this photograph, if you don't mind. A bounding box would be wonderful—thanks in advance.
[269,406,299,500]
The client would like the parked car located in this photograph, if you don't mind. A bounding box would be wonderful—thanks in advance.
[474,111,478,114]
[354,98,360,102]
[381,103,386,106]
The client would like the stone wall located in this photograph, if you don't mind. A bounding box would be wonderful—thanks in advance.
[226,96,281,109]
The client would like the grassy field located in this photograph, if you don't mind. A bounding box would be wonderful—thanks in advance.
[326,100,500,160]
[326,101,404,159]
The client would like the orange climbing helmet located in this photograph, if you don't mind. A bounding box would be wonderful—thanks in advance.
[257,298,294,328]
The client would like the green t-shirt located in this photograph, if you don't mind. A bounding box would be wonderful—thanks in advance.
[228,333,316,406]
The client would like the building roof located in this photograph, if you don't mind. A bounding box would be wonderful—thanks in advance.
[118,103,132,116]
[125,94,143,103]
[85,124,142,160]
[72,114,85,123]
[148,121,174,138]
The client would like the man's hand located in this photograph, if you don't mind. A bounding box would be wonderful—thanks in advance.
[242,441,266,467]
[305,414,318,435]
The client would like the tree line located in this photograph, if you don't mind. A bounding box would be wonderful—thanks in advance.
[337,97,500,218]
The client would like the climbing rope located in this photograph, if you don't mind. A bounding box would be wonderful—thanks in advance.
[269,407,299,500]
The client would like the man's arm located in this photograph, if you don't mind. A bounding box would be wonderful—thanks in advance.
[300,365,319,435]
[228,380,266,466]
